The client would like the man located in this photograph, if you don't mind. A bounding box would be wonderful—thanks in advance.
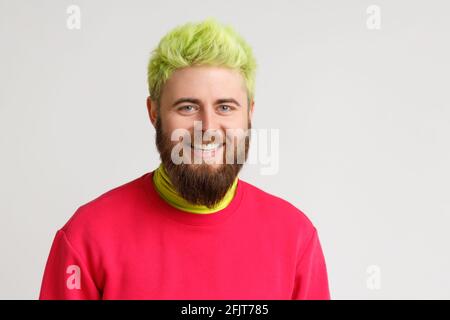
[39,17,330,300]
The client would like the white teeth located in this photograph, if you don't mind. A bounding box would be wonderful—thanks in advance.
[191,143,221,150]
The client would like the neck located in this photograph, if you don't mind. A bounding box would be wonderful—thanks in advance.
[152,163,238,214]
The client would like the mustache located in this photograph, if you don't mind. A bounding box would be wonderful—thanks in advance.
[170,129,251,145]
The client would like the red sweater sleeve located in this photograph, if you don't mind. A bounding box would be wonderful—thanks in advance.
[291,228,331,300]
[39,230,101,300]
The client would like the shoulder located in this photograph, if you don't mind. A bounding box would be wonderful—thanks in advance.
[239,179,317,237]
[60,173,149,241]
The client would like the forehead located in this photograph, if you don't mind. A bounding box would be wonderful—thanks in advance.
[161,65,247,102]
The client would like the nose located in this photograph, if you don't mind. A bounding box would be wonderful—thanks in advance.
[194,106,224,144]
[199,107,218,132]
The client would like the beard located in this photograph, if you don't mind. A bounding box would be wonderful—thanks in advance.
[155,117,251,208]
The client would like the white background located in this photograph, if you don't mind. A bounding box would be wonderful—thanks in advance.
[1,0,449,299]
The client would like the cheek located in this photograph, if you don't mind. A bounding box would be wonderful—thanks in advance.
[225,112,249,129]
[162,115,192,135]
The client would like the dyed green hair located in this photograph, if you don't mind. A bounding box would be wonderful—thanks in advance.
[147,17,257,108]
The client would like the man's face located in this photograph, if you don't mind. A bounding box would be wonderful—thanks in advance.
[147,65,254,208]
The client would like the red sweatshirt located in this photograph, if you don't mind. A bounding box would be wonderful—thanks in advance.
[39,171,330,300]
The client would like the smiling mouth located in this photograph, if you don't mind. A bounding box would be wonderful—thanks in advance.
[189,143,225,151]
[185,143,225,161]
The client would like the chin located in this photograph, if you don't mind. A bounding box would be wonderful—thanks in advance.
[187,162,224,171]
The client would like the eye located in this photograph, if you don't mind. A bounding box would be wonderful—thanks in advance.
[178,105,197,113]
[218,105,232,113]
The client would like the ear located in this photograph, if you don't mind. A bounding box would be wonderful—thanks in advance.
[146,96,158,127]
[248,99,255,121]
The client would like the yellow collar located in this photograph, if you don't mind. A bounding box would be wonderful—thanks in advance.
[152,163,238,214]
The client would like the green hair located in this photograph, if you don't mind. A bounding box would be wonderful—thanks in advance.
[147,17,257,108]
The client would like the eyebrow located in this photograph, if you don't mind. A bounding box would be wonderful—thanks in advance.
[172,97,241,108]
